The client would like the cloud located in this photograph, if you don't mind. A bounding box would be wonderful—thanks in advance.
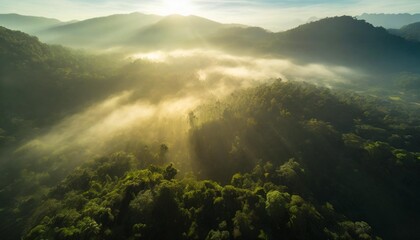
[130,49,360,84]
[19,92,197,156]
[17,49,363,164]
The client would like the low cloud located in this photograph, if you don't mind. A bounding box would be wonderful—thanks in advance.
[18,49,364,165]
[131,49,362,85]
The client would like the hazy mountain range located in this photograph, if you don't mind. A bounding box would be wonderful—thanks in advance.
[0,12,247,49]
[357,13,420,29]
[0,13,66,33]
[389,22,420,42]
[2,12,420,47]
[38,12,162,48]
[356,13,420,42]
[1,12,420,74]
[3,12,420,34]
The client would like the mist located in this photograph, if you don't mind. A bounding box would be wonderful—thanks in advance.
[11,48,366,173]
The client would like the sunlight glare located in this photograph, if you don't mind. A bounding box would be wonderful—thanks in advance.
[132,51,167,62]
[160,0,195,16]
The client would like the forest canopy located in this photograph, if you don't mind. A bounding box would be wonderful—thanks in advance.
[0,13,420,240]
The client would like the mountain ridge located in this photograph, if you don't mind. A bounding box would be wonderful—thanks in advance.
[389,21,420,42]
[126,14,228,48]
[358,13,420,29]
[272,15,420,71]
[0,13,65,33]
[2,13,420,74]
[37,12,163,47]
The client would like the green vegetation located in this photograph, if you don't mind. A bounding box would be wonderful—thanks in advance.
[189,81,420,239]
[4,80,419,239]
[0,26,120,147]
[271,16,420,73]
[23,152,381,240]
[1,19,420,240]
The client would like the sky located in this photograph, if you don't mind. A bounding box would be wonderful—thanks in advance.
[1,0,420,30]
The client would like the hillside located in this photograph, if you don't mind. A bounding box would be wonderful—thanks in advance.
[0,26,119,147]
[357,13,420,29]
[0,27,129,239]
[208,26,274,55]
[31,13,233,49]
[128,14,225,48]
[189,81,420,239]
[6,13,420,75]
[22,152,382,240]
[6,79,420,239]
[0,13,64,34]
[389,22,420,42]
[1,13,420,240]
[270,16,420,72]
[210,16,420,73]
[39,12,162,48]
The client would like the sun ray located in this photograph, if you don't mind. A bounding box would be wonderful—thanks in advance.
[159,0,195,16]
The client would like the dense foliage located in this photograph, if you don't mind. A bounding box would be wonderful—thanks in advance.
[1,25,420,240]
[11,81,420,240]
[190,80,420,239]
[23,152,380,240]
[0,26,120,146]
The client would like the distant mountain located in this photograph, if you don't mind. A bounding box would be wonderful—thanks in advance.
[389,22,420,42]
[39,12,162,48]
[357,13,420,29]
[0,12,248,50]
[208,26,274,55]
[208,16,420,73]
[36,13,245,49]
[0,13,64,34]
[4,13,420,75]
[128,14,227,48]
[271,16,420,72]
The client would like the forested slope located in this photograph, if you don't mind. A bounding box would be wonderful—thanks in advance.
[23,153,381,240]
[0,26,120,146]
[189,81,420,239]
[16,81,420,240]
[389,22,420,42]
[1,26,419,240]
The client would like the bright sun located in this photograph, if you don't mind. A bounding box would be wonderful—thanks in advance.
[160,0,195,16]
